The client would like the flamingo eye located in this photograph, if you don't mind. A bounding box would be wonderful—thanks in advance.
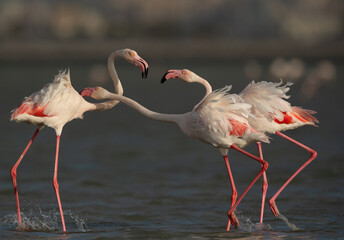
[129,52,135,57]
[182,70,186,75]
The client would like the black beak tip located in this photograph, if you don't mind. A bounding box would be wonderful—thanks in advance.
[139,59,149,79]
[145,68,149,79]
[161,72,169,83]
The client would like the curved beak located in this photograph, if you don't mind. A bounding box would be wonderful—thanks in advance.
[161,70,180,83]
[161,72,169,83]
[133,57,149,79]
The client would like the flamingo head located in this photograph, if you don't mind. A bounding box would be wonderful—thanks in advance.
[161,69,199,84]
[121,49,149,79]
[80,87,111,100]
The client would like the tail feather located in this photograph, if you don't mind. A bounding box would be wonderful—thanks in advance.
[291,106,319,124]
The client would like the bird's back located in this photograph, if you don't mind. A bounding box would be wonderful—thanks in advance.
[11,70,85,128]
[189,86,269,148]
[240,81,318,132]
[240,81,292,120]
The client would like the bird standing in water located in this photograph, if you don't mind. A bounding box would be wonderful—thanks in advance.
[160,71,318,225]
[239,81,318,222]
[10,49,148,232]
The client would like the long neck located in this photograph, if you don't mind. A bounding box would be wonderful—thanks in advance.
[102,91,182,124]
[108,51,124,95]
[87,101,119,112]
[94,51,125,111]
[194,76,212,109]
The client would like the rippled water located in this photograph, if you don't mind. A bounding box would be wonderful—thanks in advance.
[0,58,343,239]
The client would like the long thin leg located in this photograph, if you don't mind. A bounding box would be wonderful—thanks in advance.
[257,142,268,223]
[10,128,40,227]
[226,145,269,228]
[52,135,66,232]
[269,131,317,217]
[223,156,238,231]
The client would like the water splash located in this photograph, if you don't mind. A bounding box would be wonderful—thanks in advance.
[277,213,300,231]
[236,211,273,232]
[0,204,89,232]
[67,210,89,232]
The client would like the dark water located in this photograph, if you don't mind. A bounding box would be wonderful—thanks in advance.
[0,58,343,239]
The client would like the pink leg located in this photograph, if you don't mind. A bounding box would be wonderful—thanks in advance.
[52,135,66,232]
[257,142,268,223]
[223,156,238,231]
[10,128,40,228]
[226,145,269,226]
[269,131,317,217]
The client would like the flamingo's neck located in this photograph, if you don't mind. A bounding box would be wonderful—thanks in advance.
[88,100,120,112]
[108,51,124,95]
[194,77,213,109]
[101,90,182,124]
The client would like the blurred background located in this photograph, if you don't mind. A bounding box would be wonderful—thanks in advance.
[0,0,343,60]
[0,0,342,98]
[0,0,343,239]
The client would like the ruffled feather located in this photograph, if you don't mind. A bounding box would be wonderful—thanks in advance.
[11,70,72,121]
[194,85,269,144]
[240,80,293,121]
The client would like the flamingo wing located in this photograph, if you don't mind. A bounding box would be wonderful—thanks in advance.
[11,70,72,121]
[240,81,318,130]
[195,86,247,136]
[240,80,293,121]
[11,102,50,119]
[194,86,269,144]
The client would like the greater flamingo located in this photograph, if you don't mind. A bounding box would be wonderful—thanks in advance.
[10,49,148,232]
[161,71,318,225]
[80,69,269,230]
[239,81,318,222]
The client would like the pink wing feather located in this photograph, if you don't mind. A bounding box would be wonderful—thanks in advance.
[11,70,71,121]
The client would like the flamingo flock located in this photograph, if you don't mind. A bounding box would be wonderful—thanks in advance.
[10,49,318,232]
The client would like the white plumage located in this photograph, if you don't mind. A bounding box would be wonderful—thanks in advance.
[240,80,318,133]
[80,69,271,230]
[189,85,269,148]
[239,79,318,223]
[158,70,318,228]
[11,70,89,134]
[10,48,150,232]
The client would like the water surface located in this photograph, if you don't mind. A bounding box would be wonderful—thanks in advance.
[0,59,343,239]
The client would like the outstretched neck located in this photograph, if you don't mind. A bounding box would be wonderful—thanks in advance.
[108,51,124,95]
[103,91,182,124]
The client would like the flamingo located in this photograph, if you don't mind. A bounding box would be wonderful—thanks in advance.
[10,49,149,232]
[160,70,318,225]
[80,69,270,230]
[239,80,318,222]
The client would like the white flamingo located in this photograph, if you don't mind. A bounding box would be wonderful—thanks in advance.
[239,81,318,222]
[162,70,318,225]
[10,49,148,232]
[80,69,269,230]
